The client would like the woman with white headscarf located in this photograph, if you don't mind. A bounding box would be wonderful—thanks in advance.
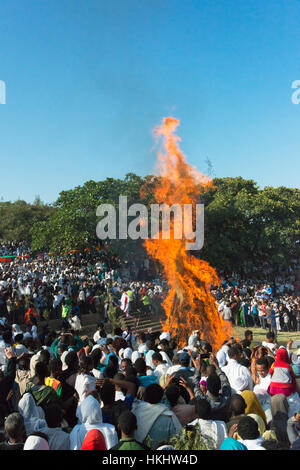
[123,347,132,361]
[18,393,45,435]
[131,351,141,364]
[70,395,118,450]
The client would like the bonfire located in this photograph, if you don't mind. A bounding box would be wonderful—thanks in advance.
[144,117,232,350]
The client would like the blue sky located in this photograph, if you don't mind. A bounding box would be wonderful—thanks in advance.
[0,0,300,203]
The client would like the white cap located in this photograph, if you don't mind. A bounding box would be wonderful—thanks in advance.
[160,332,171,342]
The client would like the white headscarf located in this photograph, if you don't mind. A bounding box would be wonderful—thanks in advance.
[69,395,118,450]
[123,347,132,360]
[18,393,45,435]
[145,350,155,370]
[24,435,50,450]
[60,350,69,371]
[131,351,141,364]
[160,332,171,342]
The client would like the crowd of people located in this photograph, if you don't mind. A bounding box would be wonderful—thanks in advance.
[0,244,299,451]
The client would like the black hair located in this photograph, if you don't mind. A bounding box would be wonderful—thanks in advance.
[107,355,119,370]
[237,416,260,440]
[125,366,137,378]
[256,357,269,368]
[121,358,132,368]
[78,355,93,375]
[266,332,275,340]
[90,348,102,368]
[138,332,146,343]
[206,374,221,397]
[18,355,30,371]
[65,350,79,370]
[165,385,180,407]
[44,403,63,428]
[39,349,50,364]
[14,333,23,343]
[3,330,12,343]
[35,361,49,381]
[152,352,163,363]
[114,327,123,337]
[194,399,211,419]
[228,344,241,359]
[134,358,147,375]
[143,383,164,404]
[202,342,213,354]
[49,358,62,375]
[240,339,251,349]
[118,410,137,436]
[266,356,275,368]
[261,440,288,450]
[100,380,115,406]
[229,394,247,416]
[103,365,117,379]
[244,330,253,339]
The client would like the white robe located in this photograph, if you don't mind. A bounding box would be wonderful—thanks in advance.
[18,393,45,435]
[70,395,118,450]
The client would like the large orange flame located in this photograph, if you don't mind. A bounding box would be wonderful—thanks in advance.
[145,117,232,351]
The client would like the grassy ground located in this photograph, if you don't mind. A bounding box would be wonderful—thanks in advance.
[234,325,300,349]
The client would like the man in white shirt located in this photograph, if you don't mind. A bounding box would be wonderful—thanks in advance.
[221,344,253,393]
[152,352,169,379]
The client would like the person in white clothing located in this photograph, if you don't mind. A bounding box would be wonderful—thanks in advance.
[75,356,97,403]
[70,395,118,450]
[152,352,169,379]
[221,345,253,393]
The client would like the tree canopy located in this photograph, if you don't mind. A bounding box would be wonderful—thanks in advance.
[1,175,299,275]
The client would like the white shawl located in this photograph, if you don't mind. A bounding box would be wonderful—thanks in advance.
[69,395,118,450]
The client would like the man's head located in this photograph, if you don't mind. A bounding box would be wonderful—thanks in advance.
[78,355,93,375]
[266,332,275,343]
[237,416,260,440]
[256,357,269,378]
[230,394,247,417]
[49,358,62,379]
[228,344,242,362]
[244,330,253,342]
[206,374,221,397]
[39,349,50,364]
[44,403,63,428]
[195,399,211,420]
[165,385,180,407]
[4,412,26,443]
[35,361,49,382]
[137,333,146,345]
[100,380,115,406]
[134,358,147,376]
[65,350,79,370]
[143,383,164,404]
[118,410,137,438]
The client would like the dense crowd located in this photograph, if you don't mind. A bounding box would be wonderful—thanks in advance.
[0,246,299,451]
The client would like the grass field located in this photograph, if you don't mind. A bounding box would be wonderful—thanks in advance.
[233,326,300,350]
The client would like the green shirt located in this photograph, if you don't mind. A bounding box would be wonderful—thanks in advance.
[111,438,149,451]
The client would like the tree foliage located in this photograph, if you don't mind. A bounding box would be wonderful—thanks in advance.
[1,175,299,274]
